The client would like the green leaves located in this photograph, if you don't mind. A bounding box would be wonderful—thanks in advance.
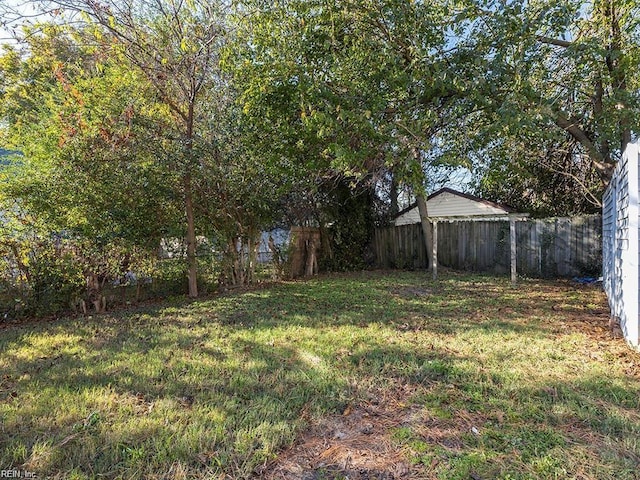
[232,0,469,196]
[0,26,182,245]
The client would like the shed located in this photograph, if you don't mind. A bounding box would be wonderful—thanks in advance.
[392,188,527,284]
[394,188,516,225]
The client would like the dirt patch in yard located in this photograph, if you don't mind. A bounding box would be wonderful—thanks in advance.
[257,383,485,480]
[257,385,420,479]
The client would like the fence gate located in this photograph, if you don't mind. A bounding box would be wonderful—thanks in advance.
[603,141,640,348]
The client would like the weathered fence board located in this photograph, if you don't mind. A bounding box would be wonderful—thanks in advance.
[372,215,602,278]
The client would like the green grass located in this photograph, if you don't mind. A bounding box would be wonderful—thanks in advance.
[1,270,639,479]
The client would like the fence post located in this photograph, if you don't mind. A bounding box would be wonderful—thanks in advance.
[432,220,438,281]
[510,214,517,285]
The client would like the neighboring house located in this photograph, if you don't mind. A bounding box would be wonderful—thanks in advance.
[394,187,519,225]
[159,229,291,264]
[603,141,640,348]
[0,148,21,219]
[0,148,20,162]
[258,228,290,263]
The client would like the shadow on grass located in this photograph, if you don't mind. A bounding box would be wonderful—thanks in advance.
[0,270,632,480]
[0,298,466,479]
[169,272,566,337]
[478,376,640,479]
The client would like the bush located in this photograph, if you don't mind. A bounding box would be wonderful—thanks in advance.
[27,246,86,317]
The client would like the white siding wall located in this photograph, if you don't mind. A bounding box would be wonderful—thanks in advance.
[395,191,510,226]
[395,208,421,226]
[603,141,640,348]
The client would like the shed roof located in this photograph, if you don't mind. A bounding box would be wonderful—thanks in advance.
[394,187,516,219]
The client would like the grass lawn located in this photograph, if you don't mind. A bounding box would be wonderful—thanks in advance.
[1,270,639,479]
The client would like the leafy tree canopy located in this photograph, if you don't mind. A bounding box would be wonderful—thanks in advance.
[463,0,639,214]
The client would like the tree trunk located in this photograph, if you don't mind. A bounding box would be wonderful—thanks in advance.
[390,172,399,217]
[9,243,31,283]
[184,102,198,298]
[416,193,433,271]
[184,172,198,298]
[305,236,317,277]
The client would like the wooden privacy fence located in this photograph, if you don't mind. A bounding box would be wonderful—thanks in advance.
[372,215,602,278]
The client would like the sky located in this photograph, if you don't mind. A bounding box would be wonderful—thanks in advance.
[0,0,49,45]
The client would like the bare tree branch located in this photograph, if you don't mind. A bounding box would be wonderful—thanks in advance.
[553,111,613,181]
[536,35,572,48]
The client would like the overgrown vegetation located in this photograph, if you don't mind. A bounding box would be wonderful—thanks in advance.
[0,231,226,320]
[1,271,637,479]
[1,0,638,310]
